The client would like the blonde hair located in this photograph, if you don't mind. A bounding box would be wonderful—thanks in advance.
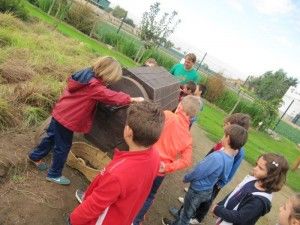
[92,56,122,83]
[185,53,197,63]
[181,95,201,117]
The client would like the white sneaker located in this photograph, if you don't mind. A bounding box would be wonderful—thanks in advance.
[184,187,188,192]
[177,196,184,203]
[190,218,201,224]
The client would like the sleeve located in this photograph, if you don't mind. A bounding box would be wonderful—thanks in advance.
[164,143,192,173]
[70,175,121,225]
[91,85,131,106]
[183,153,221,183]
[170,64,177,75]
[214,197,265,224]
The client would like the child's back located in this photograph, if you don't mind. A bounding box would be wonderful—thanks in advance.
[71,147,160,225]
[70,101,164,225]
[184,150,234,191]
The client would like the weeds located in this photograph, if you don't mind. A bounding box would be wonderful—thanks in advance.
[24,106,48,127]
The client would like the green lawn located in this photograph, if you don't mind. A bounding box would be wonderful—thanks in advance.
[274,120,300,144]
[198,102,300,192]
[24,2,137,68]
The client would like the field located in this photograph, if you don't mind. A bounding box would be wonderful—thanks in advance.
[198,102,300,191]
[274,120,300,144]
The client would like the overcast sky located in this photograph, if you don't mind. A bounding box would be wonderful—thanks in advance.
[109,0,300,81]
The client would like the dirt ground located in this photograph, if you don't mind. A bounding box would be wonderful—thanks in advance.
[0,125,295,225]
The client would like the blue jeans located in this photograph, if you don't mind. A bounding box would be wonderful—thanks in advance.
[29,117,73,178]
[172,188,212,225]
[133,175,165,225]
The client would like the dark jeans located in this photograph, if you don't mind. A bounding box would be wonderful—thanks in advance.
[133,175,165,225]
[29,117,73,178]
[194,184,221,221]
[172,188,212,225]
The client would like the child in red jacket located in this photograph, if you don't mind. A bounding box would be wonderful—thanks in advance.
[70,101,165,225]
[28,56,143,185]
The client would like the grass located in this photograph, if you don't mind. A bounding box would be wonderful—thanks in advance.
[23,1,137,68]
[198,102,300,192]
[274,120,300,144]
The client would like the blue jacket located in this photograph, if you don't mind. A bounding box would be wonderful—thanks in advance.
[184,150,234,191]
[218,147,245,187]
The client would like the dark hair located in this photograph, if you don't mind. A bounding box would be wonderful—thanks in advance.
[224,124,248,150]
[126,101,165,147]
[225,113,251,130]
[185,53,197,63]
[186,81,197,94]
[258,153,289,192]
[290,194,300,221]
[198,84,207,97]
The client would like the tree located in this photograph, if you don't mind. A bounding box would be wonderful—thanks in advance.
[139,2,181,49]
[124,18,135,27]
[112,5,127,19]
[247,69,298,104]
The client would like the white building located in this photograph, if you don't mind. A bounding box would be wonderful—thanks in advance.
[279,85,300,120]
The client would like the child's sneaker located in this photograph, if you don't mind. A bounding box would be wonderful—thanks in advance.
[46,176,70,185]
[162,218,172,225]
[75,189,85,203]
[178,196,184,203]
[184,187,188,192]
[28,157,48,171]
[190,218,201,224]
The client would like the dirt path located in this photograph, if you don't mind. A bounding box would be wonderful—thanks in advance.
[0,125,294,225]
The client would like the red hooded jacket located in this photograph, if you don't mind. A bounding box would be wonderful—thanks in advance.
[70,147,160,225]
[52,68,131,133]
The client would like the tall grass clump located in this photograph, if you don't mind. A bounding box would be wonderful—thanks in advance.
[141,49,177,70]
[0,0,29,20]
[0,98,18,130]
[24,106,48,126]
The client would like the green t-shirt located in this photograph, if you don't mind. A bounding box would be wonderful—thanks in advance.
[170,63,200,84]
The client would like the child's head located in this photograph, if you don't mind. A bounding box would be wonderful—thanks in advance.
[124,101,165,148]
[144,58,158,67]
[253,153,289,192]
[184,81,197,95]
[224,113,251,130]
[278,194,300,225]
[222,124,248,150]
[180,95,201,118]
[194,84,207,97]
[92,56,122,83]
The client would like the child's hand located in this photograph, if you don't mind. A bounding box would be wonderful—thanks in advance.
[211,204,218,215]
[131,97,145,102]
[159,162,166,173]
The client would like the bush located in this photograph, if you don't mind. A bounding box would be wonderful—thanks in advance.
[64,2,96,35]
[0,0,28,20]
[205,75,225,102]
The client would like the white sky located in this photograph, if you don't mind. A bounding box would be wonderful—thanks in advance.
[109,0,300,81]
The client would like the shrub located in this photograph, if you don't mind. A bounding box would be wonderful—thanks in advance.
[0,0,28,20]
[141,49,177,70]
[64,2,97,35]
[205,75,225,102]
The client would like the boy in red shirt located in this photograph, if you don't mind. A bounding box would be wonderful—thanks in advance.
[69,101,165,225]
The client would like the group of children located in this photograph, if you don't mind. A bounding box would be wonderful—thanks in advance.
[27,56,299,225]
